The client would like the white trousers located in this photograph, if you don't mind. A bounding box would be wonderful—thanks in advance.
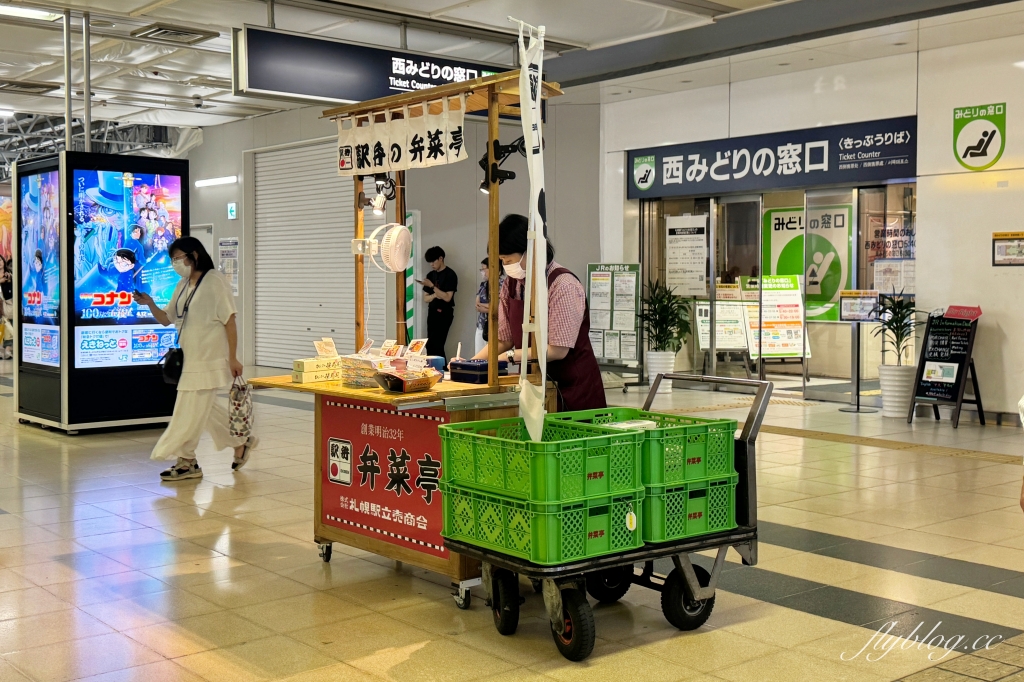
[474,328,486,355]
[151,388,245,461]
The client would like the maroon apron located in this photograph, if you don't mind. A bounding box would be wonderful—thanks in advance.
[506,267,607,412]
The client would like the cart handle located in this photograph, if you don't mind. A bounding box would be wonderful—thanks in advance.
[643,373,773,446]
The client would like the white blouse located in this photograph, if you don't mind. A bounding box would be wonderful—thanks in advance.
[163,270,236,391]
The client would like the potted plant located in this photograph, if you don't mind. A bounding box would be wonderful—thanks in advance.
[640,280,691,394]
[872,291,918,418]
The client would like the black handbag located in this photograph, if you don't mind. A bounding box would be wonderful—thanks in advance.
[159,271,207,385]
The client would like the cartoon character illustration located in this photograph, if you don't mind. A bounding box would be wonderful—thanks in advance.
[100,248,138,293]
[25,249,44,299]
[127,223,147,264]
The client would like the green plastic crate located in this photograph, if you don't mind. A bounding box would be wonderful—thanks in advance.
[642,474,738,543]
[547,408,736,486]
[439,417,643,503]
[441,482,644,565]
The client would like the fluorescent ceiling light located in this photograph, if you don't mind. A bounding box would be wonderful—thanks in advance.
[0,109,13,117]
[0,5,62,21]
[194,175,237,187]
[1015,61,1024,69]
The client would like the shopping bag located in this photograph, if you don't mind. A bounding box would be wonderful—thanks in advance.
[228,377,253,440]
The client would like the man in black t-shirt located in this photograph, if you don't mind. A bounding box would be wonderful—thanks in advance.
[422,246,457,359]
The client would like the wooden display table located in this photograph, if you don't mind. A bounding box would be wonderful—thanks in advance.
[249,375,552,587]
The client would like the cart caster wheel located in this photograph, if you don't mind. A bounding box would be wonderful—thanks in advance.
[661,564,715,631]
[551,588,595,661]
[530,579,543,594]
[67,430,79,436]
[17,419,28,425]
[318,543,332,563]
[491,569,520,635]
[622,387,628,393]
[454,589,471,610]
[586,565,634,604]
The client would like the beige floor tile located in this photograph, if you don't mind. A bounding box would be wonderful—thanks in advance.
[792,516,903,540]
[290,612,435,661]
[275,556,397,590]
[794,623,954,679]
[631,628,780,672]
[79,588,224,631]
[175,635,338,682]
[42,570,172,607]
[915,518,1024,544]
[928,590,1024,630]
[867,530,983,556]
[140,556,265,589]
[184,572,314,609]
[476,669,561,682]
[0,586,72,621]
[0,570,34,595]
[328,572,455,612]
[714,649,889,682]
[70,659,208,682]
[588,602,680,642]
[0,608,113,654]
[0,659,32,682]
[529,642,698,682]
[349,637,519,681]
[755,551,876,585]
[944,543,1024,571]
[272,663,378,682]
[125,611,276,658]
[447,616,563,667]
[716,603,849,648]
[11,553,131,586]
[232,592,371,633]
[2,631,163,682]
[834,571,974,608]
[755,505,834,526]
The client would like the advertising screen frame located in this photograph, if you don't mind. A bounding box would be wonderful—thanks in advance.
[64,152,188,426]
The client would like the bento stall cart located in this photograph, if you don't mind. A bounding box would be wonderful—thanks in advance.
[249,70,562,600]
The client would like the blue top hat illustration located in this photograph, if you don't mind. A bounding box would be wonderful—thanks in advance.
[86,171,126,211]
[21,177,38,215]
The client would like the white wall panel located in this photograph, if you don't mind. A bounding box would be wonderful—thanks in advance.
[729,53,918,137]
[603,85,730,153]
[917,170,1024,413]
[918,33,1024,176]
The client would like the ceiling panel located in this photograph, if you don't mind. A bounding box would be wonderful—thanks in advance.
[151,51,232,79]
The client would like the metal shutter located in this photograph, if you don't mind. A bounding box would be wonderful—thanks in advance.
[254,141,386,368]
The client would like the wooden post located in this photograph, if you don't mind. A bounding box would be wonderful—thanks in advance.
[394,170,407,345]
[487,85,500,387]
[354,175,365,351]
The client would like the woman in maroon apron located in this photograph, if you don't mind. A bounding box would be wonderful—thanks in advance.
[471,214,605,412]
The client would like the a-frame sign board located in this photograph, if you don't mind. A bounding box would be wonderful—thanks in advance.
[907,308,983,429]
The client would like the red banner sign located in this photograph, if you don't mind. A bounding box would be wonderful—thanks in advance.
[944,305,982,321]
[319,396,447,558]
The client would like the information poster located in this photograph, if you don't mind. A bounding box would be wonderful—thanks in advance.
[873,259,915,295]
[696,301,748,351]
[19,170,61,368]
[839,290,880,322]
[666,215,707,296]
[587,263,639,360]
[992,231,1024,266]
[71,169,183,369]
[738,277,760,301]
[219,236,239,295]
[913,315,974,402]
[750,275,806,359]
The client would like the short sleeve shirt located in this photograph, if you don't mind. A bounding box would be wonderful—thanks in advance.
[498,261,586,349]
[425,267,458,313]
[163,270,237,391]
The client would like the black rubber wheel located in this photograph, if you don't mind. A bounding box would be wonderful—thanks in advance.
[586,565,634,604]
[491,569,520,635]
[319,543,332,563]
[17,419,28,425]
[661,564,715,630]
[551,589,596,661]
[454,590,471,610]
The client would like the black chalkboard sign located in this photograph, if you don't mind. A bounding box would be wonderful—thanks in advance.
[907,314,983,428]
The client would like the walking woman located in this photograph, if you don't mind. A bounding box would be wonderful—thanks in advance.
[134,237,256,480]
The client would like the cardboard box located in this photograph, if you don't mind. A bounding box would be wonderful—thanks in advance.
[291,369,342,383]
[293,357,342,372]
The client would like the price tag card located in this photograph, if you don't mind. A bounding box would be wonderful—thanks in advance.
[314,338,339,358]
[406,355,427,372]
[407,338,428,355]
[358,339,374,354]
[379,340,397,356]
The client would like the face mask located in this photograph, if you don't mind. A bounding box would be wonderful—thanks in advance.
[172,260,191,278]
[480,271,487,281]
[503,258,526,280]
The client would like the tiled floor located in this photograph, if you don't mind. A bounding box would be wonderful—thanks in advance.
[1,368,1023,681]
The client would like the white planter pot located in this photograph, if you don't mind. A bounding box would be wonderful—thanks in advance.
[648,351,677,394]
[877,364,917,418]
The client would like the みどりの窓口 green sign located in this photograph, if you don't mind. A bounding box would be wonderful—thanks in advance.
[954,103,1005,171]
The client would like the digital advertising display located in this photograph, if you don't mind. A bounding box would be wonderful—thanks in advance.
[20,170,60,367]
[71,169,182,369]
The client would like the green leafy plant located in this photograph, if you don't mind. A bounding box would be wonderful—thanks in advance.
[639,280,691,353]
[872,290,918,366]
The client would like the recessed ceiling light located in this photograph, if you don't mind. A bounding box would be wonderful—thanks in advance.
[0,5,61,21]
[894,41,908,46]
[194,175,237,188]
[609,92,622,96]
[90,19,115,28]
[680,79,693,83]
[0,109,14,117]
[778,62,790,66]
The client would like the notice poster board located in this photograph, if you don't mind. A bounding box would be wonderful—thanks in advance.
[909,308,983,428]
[696,301,749,351]
[992,231,1024,266]
[587,263,639,361]
[665,215,707,297]
[839,290,879,322]
[746,275,807,360]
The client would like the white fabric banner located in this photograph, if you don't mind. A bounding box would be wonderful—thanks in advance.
[337,116,355,174]
[448,94,467,162]
[516,21,548,442]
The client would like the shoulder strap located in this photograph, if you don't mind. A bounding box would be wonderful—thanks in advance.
[175,270,208,344]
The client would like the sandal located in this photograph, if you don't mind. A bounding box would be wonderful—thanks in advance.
[232,436,259,471]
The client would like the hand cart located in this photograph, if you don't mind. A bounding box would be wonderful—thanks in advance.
[444,374,772,661]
